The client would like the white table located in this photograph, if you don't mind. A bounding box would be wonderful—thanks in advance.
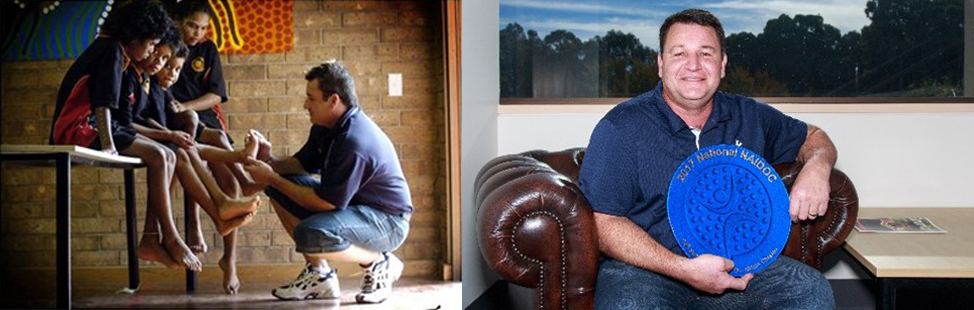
[844,207,974,310]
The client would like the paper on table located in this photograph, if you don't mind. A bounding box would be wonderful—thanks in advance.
[855,216,946,233]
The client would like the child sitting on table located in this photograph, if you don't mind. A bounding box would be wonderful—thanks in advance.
[133,36,263,293]
[49,1,201,272]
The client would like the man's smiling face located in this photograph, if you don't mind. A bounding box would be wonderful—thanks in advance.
[658,23,727,110]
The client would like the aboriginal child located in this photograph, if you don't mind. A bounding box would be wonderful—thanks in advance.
[167,2,263,292]
[134,35,262,293]
[49,1,201,271]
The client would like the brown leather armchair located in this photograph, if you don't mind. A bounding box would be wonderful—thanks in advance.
[476,148,859,310]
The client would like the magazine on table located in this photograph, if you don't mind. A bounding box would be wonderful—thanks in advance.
[855,216,946,233]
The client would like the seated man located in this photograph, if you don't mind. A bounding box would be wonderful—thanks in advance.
[244,61,413,304]
[578,9,837,309]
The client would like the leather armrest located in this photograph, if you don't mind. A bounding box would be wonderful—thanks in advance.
[476,151,599,310]
[776,162,860,269]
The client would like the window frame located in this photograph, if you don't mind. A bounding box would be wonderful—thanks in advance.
[499,0,974,106]
[500,97,974,105]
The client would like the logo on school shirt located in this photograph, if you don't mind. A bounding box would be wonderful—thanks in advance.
[192,56,205,73]
[136,73,150,95]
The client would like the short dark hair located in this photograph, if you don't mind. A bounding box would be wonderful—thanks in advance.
[305,61,358,108]
[170,0,214,21]
[101,1,174,44]
[659,9,725,54]
[161,24,188,58]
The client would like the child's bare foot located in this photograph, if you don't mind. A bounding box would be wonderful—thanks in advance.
[187,227,208,255]
[218,196,261,221]
[249,129,272,161]
[136,233,179,268]
[215,212,255,236]
[242,132,259,160]
[187,213,208,254]
[219,255,240,295]
[162,236,203,272]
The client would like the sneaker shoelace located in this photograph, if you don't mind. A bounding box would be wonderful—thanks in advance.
[361,256,389,293]
[280,265,317,289]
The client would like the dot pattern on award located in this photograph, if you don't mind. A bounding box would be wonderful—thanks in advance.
[668,144,791,277]
[688,165,771,256]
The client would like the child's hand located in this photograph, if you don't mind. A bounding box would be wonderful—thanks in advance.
[171,101,187,113]
[169,131,195,149]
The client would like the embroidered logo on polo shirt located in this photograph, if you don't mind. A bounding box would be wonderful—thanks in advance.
[192,56,205,73]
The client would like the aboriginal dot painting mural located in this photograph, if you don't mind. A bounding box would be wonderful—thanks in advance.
[1,1,112,62]
[1,0,293,62]
[207,0,294,54]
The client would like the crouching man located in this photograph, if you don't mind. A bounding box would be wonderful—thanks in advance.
[244,61,412,304]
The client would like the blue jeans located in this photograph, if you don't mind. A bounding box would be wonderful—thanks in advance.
[266,174,410,254]
[594,256,834,310]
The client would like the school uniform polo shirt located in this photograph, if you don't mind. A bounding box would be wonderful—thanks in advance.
[170,40,228,131]
[50,36,146,149]
[578,82,807,255]
[139,79,177,129]
[293,105,414,215]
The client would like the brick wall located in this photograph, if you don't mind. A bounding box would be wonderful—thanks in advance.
[1,1,446,278]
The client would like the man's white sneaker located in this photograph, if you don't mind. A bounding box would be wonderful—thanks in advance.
[272,265,340,300]
[355,252,404,304]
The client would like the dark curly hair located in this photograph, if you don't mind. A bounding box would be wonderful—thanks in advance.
[161,24,188,58]
[170,0,214,21]
[305,61,359,108]
[168,35,189,59]
[659,9,725,54]
[101,1,175,44]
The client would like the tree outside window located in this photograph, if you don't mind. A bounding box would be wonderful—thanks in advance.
[500,0,969,100]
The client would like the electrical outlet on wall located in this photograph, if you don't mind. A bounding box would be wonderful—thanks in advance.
[388,73,402,97]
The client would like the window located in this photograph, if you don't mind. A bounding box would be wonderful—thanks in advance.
[499,0,972,102]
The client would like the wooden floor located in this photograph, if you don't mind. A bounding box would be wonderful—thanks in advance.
[2,265,460,309]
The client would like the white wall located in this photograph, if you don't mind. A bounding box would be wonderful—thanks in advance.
[498,111,974,279]
[460,0,500,307]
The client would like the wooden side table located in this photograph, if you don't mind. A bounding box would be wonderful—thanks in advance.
[844,207,974,310]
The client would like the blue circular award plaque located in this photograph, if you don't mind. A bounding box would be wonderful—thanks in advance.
[667,144,791,277]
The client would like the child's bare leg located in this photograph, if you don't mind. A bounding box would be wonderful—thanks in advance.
[185,203,206,254]
[121,136,201,271]
[198,128,252,295]
[204,162,258,220]
[170,111,200,141]
[197,142,263,195]
[220,230,240,294]
[197,128,242,197]
[184,147,257,235]
[198,129,263,196]
[197,144,248,164]
[208,160,241,198]
[172,110,206,253]
[136,196,179,268]
[174,148,212,254]
[193,135,261,220]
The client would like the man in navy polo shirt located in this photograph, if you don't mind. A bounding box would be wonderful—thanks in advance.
[578,9,838,309]
[243,61,412,304]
